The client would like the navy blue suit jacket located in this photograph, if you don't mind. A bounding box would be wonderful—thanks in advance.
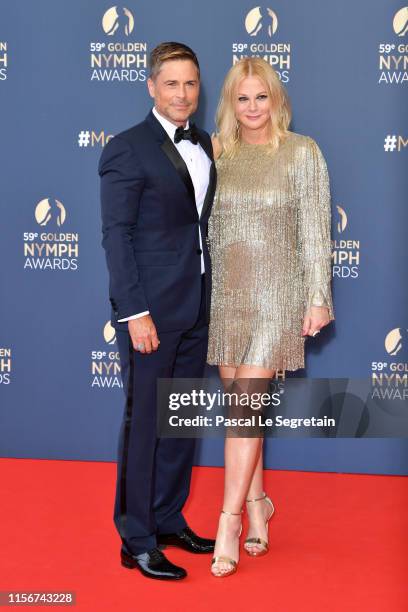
[98,110,216,332]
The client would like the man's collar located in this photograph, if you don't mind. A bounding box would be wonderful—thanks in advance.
[152,107,190,140]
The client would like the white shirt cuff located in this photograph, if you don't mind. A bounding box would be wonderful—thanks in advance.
[117,311,150,322]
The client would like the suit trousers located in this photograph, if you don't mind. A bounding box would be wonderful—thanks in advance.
[113,274,208,554]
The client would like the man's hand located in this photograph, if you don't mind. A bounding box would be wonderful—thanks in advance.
[302,306,330,337]
[128,315,160,354]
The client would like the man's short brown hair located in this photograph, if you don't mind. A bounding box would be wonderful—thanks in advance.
[149,42,200,79]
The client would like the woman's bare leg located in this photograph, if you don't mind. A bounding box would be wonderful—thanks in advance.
[211,364,274,575]
[243,442,273,554]
[244,371,277,553]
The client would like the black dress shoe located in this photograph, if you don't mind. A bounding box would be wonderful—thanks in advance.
[157,526,215,553]
[121,546,187,580]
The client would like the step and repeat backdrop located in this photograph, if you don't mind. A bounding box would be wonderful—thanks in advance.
[0,1,407,474]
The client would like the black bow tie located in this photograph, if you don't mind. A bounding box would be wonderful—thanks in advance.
[174,124,199,145]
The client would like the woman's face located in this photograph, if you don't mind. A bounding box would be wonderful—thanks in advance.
[234,76,272,133]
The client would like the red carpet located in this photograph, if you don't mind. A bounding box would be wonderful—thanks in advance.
[1,458,407,611]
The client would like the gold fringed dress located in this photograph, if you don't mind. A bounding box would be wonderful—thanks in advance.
[206,133,334,371]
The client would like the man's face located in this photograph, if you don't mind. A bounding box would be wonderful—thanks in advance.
[147,59,200,126]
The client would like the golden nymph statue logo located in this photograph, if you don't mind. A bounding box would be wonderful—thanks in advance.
[103,321,117,345]
[393,7,408,36]
[385,328,408,356]
[35,198,66,227]
[102,6,134,36]
[245,7,278,37]
[336,205,348,234]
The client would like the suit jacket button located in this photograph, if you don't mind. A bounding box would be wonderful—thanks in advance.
[196,248,202,255]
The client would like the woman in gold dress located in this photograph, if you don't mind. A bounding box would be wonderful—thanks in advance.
[207,57,334,577]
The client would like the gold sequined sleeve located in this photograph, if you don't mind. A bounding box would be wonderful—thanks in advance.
[298,138,335,321]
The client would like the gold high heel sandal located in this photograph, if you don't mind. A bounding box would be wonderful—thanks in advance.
[244,492,274,557]
[211,509,243,577]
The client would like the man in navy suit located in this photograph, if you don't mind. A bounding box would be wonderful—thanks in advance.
[98,42,216,580]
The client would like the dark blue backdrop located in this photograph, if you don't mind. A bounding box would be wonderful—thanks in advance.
[0,1,407,474]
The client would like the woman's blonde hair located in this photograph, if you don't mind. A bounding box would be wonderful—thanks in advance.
[216,57,291,158]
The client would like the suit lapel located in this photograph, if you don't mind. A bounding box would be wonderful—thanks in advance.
[200,161,216,220]
[145,110,216,217]
[145,110,196,205]
[160,138,196,204]
[196,130,216,220]
[197,131,213,161]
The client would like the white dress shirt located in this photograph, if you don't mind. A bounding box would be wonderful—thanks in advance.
[118,107,211,322]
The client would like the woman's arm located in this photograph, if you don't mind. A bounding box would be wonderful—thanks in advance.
[298,137,335,332]
[211,133,223,160]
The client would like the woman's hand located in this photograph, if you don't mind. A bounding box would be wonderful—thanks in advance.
[302,306,330,337]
